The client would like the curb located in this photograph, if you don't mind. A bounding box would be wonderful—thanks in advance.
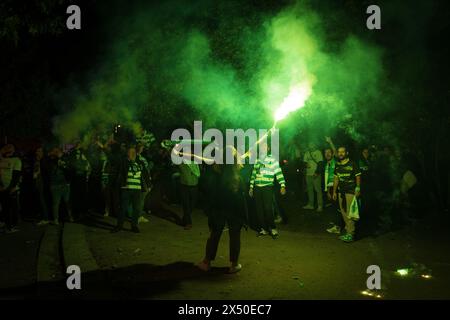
[62,222,99,273]
[36,225,63,283]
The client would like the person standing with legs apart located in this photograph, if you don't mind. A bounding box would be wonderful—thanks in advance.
[198,148,247,274]
[112,145,149,233]
[249,142,286,239]
[332,146,361,243]
[303,142,324,212]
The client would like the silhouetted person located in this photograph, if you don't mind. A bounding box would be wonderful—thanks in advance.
[249,142,286,239]
[112,145,150,233]
[47,147,73,224]
[101,142,122,218]
[332,146,361,243]
[198,148,247,273]
[68,141,91,221]
[0,144,22,233]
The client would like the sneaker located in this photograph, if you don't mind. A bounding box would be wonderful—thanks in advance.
[68,216,74,223]
[339,233,354,243]
[6,227,20,234]
[274,216,282,224]
[316,207,323,213]
[270,229,279,239]
[326,225,341,234]
[103,212,109,217]
[325,202,332,208]
[184,224,193,230]
[37,220,50,226]
[197,260,211,272]
[257,229,268,237]
[138,216,149,224]
[131,225,140,233]
[228,264,242,274]
[303,204,314,210]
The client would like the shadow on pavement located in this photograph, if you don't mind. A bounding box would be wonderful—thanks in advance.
[0,261,230,299]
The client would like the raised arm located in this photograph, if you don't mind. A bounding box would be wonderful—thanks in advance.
[325,136,337,155]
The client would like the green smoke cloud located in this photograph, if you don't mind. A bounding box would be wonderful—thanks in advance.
[53,0,387,147]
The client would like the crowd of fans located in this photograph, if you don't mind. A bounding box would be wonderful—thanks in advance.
[0,127,425,271]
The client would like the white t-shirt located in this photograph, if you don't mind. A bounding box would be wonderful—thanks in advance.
[303,150,323,176]
[0,157,22,189]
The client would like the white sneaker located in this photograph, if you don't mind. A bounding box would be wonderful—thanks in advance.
[197,261,211,272]
[303,205,314,210]
[270,229,279,239]
[37,220,49,226]
[326,225,341,234]
[257,229,269,236]
[228,264,242,274]
[138,216,149,224]
[274,216,282,223]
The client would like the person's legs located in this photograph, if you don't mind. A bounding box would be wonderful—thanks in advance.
[130,190,141,229]
[205,228,223,262]
[117,189,129,228]
[37,182,49,221]
[339,193,355,236]
[313,176,323,210]
[261,187,275,231]
[102,182,111,216]
[254,187,266,232]
[305,175,314,207]
[72,175,87,220]
[61,184,73,222]
[51,186,62,223]
[345,193,356,235]
[229,222,242,265]
[0,192,12,229]
[110,185,121,218]
[199,204,225,271]
[140,190,149,216]
[180,185,192,226]
[326,189,343,232]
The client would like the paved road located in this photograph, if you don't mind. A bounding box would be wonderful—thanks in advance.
[83,197,450,300]
[0,222,45,298]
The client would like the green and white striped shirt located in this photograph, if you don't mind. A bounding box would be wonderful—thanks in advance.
[249,155,286,188]
[123,161,142,190]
